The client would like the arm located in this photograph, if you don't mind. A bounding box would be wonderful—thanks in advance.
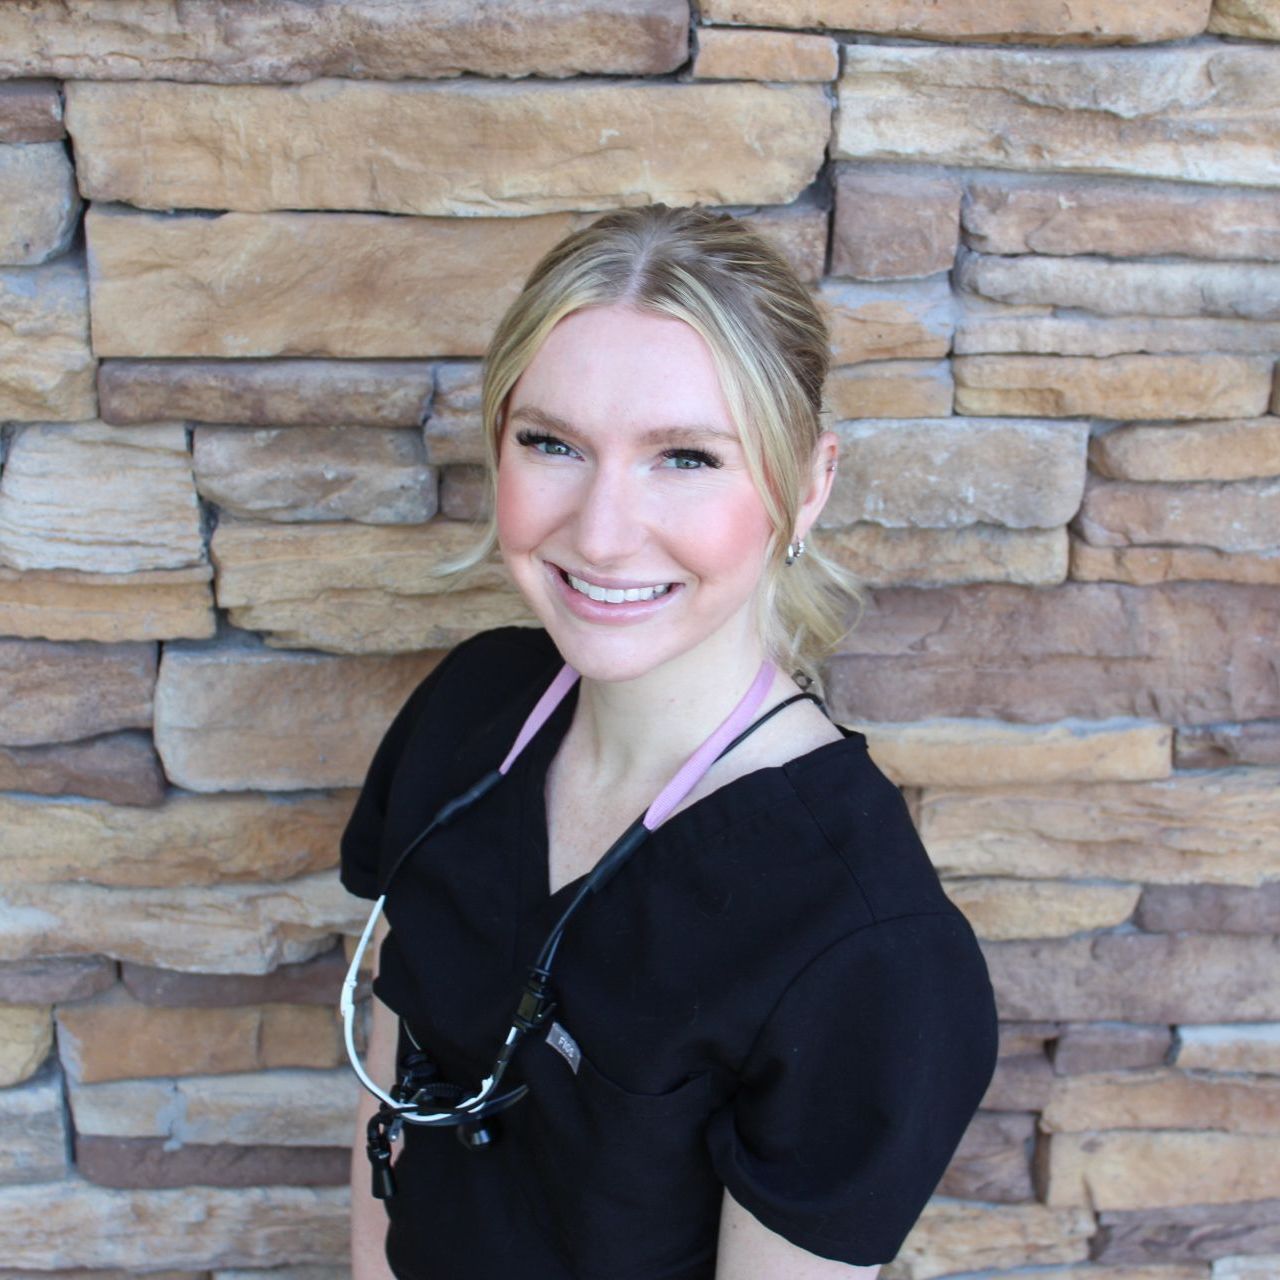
[715,1189,881,1280]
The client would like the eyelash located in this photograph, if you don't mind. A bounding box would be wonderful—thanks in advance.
[514,429,723,471]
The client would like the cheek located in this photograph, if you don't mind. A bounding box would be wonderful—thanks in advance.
[669,486,775,582]
[495,456,548,556]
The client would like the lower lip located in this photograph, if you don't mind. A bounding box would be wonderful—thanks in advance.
[547,563,682,625]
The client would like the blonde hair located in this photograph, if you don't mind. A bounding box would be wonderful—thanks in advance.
[441,204,860,683]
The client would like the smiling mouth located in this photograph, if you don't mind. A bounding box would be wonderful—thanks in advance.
[555,566,675,604]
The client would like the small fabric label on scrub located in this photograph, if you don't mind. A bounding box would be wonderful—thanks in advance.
[546,1021,581,1074]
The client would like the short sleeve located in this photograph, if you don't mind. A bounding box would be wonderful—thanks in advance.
[705,911,998,1265]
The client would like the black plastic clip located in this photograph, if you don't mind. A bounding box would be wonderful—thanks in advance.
[366,1105,399,1200]
[513,965,556,1032]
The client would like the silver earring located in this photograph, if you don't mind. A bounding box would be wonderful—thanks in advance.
[785,538,806,566]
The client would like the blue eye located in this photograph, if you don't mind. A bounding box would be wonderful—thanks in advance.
[516,429,577,458]
[661,449,721,471]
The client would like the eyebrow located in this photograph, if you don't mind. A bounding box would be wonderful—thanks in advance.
[507,404,738,447]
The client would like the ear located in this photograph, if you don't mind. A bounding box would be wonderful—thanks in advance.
[793,430,839,542]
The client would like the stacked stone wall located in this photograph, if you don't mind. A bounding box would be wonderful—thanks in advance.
[0,2,1277,1276]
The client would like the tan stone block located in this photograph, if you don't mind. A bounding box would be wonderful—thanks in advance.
[0,730,165,806]
[958,249,1280,321]
[1176,723,1280,769]
[439,466,491,522]
[954,355,1273,421]
[834,45,1280,187]
[424,361,484,464]
[856,717,1171,787]
[940,1110,1036,1203]
[825,418,1088,528]
[154,645,442,791]
[922,769,1280,887]
[944,878,1140,941]
[193,426,437,524]
[820,277,955,364]
[0,872,363,974]
[1077,477,1280,554]
[0,788,352,888]
[58,989,341,1082]
[963,173,1280,261]
[1043,1130,1280,1210]
[0,81,63,144]
[122,943,346,1008]
[832,167,961,280]
[824,359,953,419]
[1210,0,1280,38]
[0,1067,67,1187]
[1092,419,1280,483]
[1175,1025,1280,1075]
[0,0,688,81]
[0,956,116,1005]
[1137,882,1280,934]
[0,256,95,421]
[983,1053,1056,1113]
[86,205,582,359]
[0,1006,52,1086]
[77,1136,348,1191]
[693,28,837,81]
[67,79,828,215]
[0,143,79,266]
[999,1022,1059,1058]
[0,638,155,748]
[1070,540,1280,586]
[823,523,1067,587]
[0,1182,347,1271]
[1052,1023,1172,1076]
[0,423,204,573]
[736,197,829,286]
[99,358,433,428]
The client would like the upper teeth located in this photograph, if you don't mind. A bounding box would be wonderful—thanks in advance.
[566,573,671,604]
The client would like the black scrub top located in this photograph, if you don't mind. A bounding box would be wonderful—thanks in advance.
[340,626,998,1280]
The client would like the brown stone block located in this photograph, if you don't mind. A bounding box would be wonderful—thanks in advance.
[1095,1198,1280,1264]
[964,173,1280,261]
[0,956,116,1006]
[66,79,827,215]
[1137,883,1280,934]
[439,466,491,522]
[1052,1023,1172,1076]
[0,81,63,143]
[824,359,954,419]
[939,1110,1036,1203]
[99,358,433,428]
[835,45,1279,187]
[122,943,345,1008]
[0,1006,52,1085]
[1091,418,1280,484]
[76,1135,349,1189]
[424,361,484,464]
[999,1022,1059,1058]
[0,1067,67,1186]
[944,878,1140,941]
[820,277,955,365]
[736,198,829,287]
[1176,723,1280,769]
[1070,540,1280,587]
[826,582,1280,727]
[0,143,79,266]
[982,1053,1056,1112]
[0,638,155,748]
[1210,0,1280,38]
[1175,1025,1280,1076]
[693,28,837,81]
[832,166,962,280]
[0,0,688,81]
[0,731,166,806]
[954,355,1273,421]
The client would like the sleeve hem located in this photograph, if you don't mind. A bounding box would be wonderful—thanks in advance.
[722,1184,894,1266]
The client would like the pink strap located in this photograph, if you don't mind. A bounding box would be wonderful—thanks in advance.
[498,663,581,775]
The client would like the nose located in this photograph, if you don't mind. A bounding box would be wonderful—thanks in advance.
[570,461,647,569]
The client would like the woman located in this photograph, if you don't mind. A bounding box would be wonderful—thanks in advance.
[341,205,998,1280]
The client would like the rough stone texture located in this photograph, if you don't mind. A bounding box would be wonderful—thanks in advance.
[0,1067,66,1186]
[953,355,1274,421]
[423,361,484,464]
[58,989,343,1082]
[0,256,95,421]
[0,955,115,1005]
[99,358,434,428]
[1070,541,1280,587]
[957,249,1280,321]
[0,80,63,143]
[1210,0,1280,38]
[854,717,1171,787]
[963,174,1280,261]
[66,79,828,215]
[998,1022,1058,1058]
[0,0,688,81]
[86,205,582,359]
[939,1110,1036,1203]
[0,731,166,806]
[1176,1025,1280,1075]
[1043,1131,1280,1210]
[0,788,351,888]
[122,943,346,1007]
[0,143,79,266]
[154,645,442,792]
[823,418,1088,528]
[1095,1199,1280,1265]
[0,638,155,748]
[77,1136,349,1190]
[736,197,829,285]
[0,1182,348,1271]
[193,426,437,525]
[439,465,491,522]
[0,872,364,973]
[824,359,954,420]
[68,1069,358,1147]
[983,1053,1056,1113]
[834,45,1280,188]
[0,564,215,644]
[692,28,837,81]
[702,0,1212,43]
[831,166,961,280]
[983,933,1280,1022]
[1137,883,1280,934]
[821,277,955,365]
[923,769,1280,886]
[1091,419,1280,484]
[0,424,204,574]
[1052,1023,1173,1076]
[944,878,1140,941]
[0,1005,52,1085]
[215,1269,347,1280]
[1176,722,1280,769]
[828,582,1280,726]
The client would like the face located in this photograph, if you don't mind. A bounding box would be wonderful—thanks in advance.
[495,304,777,684]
